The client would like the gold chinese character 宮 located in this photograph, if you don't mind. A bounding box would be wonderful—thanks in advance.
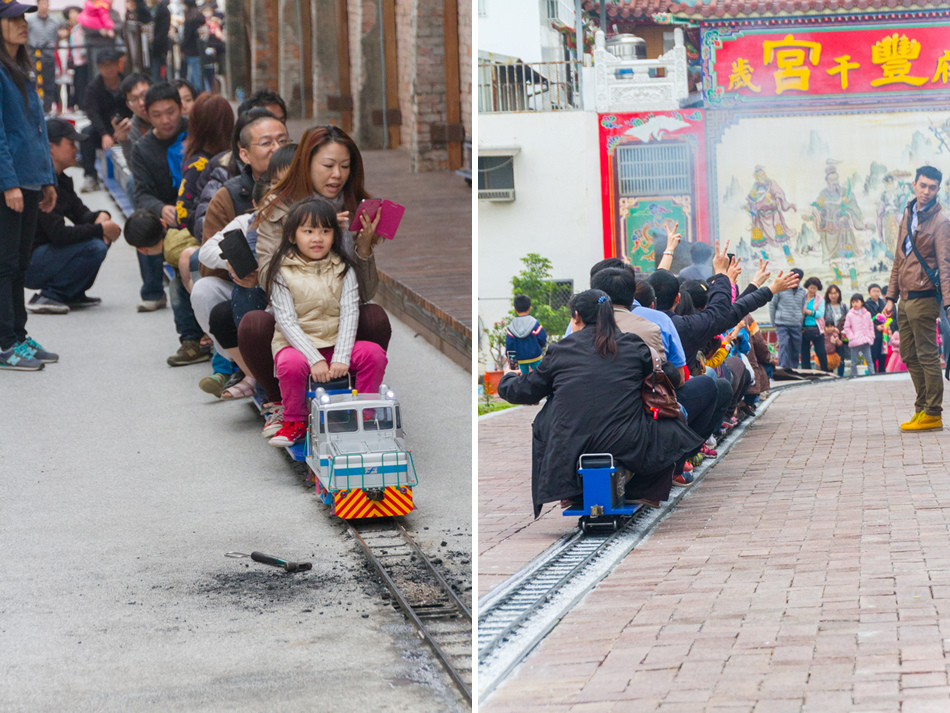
[728,58,761,92]
[871,33,927,87]
[762,35,822,94]
[827,54,860,90]
[932,50,950,84]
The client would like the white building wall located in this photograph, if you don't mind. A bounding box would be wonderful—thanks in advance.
[477,111,603,369]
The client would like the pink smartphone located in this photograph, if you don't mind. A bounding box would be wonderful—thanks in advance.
[349,199,405,240]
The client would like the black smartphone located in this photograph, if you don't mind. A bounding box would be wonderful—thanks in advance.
[507,351,519,371]
[727,252,736,261]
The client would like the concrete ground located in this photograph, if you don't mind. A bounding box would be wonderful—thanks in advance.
[479,374,950,712]
[0,176,471,713]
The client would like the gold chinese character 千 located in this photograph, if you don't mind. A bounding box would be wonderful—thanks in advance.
[762,34,822,94]
[932,50,950,84]
[871,33,927,87]
[728,58,761,92]
[827,54,860,90]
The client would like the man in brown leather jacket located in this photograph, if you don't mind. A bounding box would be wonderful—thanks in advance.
[884,165,950,431]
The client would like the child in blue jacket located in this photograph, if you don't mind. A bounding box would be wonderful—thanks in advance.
[506,295,547,374]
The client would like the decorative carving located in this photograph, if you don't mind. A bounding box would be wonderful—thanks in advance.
[594,28,692,112]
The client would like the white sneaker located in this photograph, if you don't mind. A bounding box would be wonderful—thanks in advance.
[705,435,717,449]
[137,294,168,312]
[262,404,284,438]
[80,176,100,193]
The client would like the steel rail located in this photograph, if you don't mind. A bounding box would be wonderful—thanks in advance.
[346,521,472,705]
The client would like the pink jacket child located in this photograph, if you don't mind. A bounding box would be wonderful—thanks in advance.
[887,331,907,373]
[843,306,875,346]
[76,1,114,32]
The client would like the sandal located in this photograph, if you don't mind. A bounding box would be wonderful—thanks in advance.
[198,372,229,398]
[221,376,257,400]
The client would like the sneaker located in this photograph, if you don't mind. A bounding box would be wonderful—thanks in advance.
[0,342,44,371]
[26,294,69,314]
[673,471,695,486]
[700,444,718,457]
[687,454,703,467]
[137,294,168,312]
[80,176,100,193]
[262,403,284,438]
[705,435,717,449]
[899,412,922,430]
[65,294,102,308]
[198,372,229,397]
[901,413,943,432]
[268,420,306,447]
[20,336,58,363]
[167,340,212,367]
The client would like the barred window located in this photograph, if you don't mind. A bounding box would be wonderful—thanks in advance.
[616,143,691,196]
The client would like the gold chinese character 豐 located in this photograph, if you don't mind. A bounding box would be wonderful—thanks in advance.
[871,33,927,87]
[728,58,761,92]
[762,34,822,94]
[827,54,860,90]
[932,50,950,84]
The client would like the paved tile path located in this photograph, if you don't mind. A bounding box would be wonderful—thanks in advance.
[479,375,950,712]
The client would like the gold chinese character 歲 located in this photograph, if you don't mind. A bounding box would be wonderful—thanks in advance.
[762,34,822,94]
[728,58,761,92]
[871,33,927,87]
[827,54,860,90]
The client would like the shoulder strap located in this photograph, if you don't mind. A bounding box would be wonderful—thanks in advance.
[908,227,942,298]
[647,345,663,372]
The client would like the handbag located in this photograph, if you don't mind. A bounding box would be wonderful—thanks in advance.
[642,346,681,420]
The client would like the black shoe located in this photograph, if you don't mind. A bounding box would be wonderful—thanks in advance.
[66,295,102,308]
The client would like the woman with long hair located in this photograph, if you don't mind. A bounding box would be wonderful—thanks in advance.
[498,289,704,516]
[823,283,848,375]
[237,126,391,431]
[0,2,58,371]
[177,92,233,233]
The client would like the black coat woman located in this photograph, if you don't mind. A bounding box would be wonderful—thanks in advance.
[498,289,704,518]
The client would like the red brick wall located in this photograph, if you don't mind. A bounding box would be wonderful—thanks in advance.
[458,0,472,143]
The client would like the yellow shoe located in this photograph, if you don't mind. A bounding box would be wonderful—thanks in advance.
[902,413,943,432]
[899,412,922,430]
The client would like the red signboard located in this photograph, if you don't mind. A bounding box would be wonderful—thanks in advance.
[704,22,950,105]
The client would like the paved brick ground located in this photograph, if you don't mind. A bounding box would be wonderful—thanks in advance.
[479,375,950,712]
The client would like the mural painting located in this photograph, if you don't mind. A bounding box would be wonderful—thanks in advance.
[599,110,708,267]
[715,110,948,291]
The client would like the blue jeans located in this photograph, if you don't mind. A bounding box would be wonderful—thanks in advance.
[231,285,267,327]
[186,56,205,92]
[138,251,165,301]
[169,274,203,342]
[25,239,108,303]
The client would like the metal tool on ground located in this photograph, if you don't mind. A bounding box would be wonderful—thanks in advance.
[225,552,313,572]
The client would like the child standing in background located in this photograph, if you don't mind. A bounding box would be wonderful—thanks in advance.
[824,321,843,373]
[506,294,547,374]
[843,293,876,376]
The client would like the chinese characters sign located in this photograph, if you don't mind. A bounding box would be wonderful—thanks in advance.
[704,23,950,104]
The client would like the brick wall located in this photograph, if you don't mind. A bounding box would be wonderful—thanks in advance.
[458,0,472,142]
[278,0,304,118]
[250,0,279,91]
[395,0,414,153]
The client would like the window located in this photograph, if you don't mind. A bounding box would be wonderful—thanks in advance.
[326,409,358,433]
[615,143,691,196]
[362,407,394,431]
[478,155,515,201]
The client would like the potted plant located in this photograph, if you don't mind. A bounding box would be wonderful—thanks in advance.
[484,319,508,395]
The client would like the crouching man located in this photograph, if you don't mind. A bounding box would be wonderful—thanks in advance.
[25,119,122,314]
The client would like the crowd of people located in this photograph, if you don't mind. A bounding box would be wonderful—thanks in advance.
[0,0,392,452]
[27,0,224,117]
[499,165,950,517]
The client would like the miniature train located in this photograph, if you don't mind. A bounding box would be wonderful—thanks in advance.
[562,453,641,533]
[283,379,418,519]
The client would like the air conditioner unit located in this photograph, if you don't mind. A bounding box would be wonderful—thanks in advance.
[478,188,515,202]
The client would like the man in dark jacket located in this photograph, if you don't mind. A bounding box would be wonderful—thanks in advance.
[79,49,127,193]
[24,120,122,314]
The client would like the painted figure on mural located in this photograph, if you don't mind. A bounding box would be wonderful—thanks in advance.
[746,165,796,264]
[811,162,865,263]
[876,172,909,260]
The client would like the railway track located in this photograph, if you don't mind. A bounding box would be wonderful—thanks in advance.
[477,389,785,700]
[347,519,473,705]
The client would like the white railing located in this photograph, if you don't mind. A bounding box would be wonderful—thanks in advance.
[593,28,690,112]
[478,60,582,113]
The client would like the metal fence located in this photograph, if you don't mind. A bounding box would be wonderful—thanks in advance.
[478,60,582,113]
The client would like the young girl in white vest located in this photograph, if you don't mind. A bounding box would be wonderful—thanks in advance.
[264,197,388,447]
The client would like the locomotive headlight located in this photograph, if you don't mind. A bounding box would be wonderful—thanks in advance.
[320,394,330,404]
[385,390,395,400]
